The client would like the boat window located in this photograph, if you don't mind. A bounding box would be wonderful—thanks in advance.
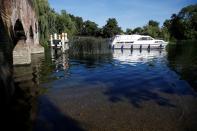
[125,41,134,43]
[117,41,134,44]
[138,37,153,41]
[138,37,148,40]
[147,37,153,40]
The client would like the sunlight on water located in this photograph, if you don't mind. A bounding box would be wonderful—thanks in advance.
[33,46,197,131]
[112,49,166,66]
[2,43,196,131]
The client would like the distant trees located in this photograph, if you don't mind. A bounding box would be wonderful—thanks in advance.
[102,18,122,38]
[33,1,197,46]
[165,4,197,40]
[56,10,76,35]
[124,20,169,41]
[126,28,133,35]
[34,0,123,45]
[124,4,197,41]
[81,20,99,36]
[69,15,84,35]
[132,27,143,34]
[143,20,161,38]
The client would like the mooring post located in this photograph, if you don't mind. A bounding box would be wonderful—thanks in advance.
[112,45,115,50]
[148,44,150,50]
[121,45,124,50]
[160,44,162,49]
[140,45,142,53]
[131,45,133,50]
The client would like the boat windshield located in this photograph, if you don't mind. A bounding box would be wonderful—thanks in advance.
[138,37,153,41]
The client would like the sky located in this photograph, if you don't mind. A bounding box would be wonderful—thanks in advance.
[48,0,196,30]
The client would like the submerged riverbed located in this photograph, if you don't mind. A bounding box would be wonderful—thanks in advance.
[12,42,197,131]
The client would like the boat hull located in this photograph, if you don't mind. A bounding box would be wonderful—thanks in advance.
[112,43,168,49]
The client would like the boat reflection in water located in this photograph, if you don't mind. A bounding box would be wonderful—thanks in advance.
[3,44,197,131]
[34,47,197,131]
[113,49,166,65]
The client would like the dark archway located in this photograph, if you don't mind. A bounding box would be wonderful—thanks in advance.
[29,25,34,39]
[14,19,26,45]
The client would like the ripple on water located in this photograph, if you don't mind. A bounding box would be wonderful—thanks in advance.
[35,49,197,131]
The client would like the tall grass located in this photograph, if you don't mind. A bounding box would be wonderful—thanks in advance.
[69,37,112,55]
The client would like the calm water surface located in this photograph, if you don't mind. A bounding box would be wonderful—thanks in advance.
[13,43,197,131]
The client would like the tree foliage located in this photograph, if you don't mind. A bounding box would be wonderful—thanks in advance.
[102,18,122,38]
[33,1,196,45]
[81,20,99,36]
[126,28,133,35]
[165,4,197,40]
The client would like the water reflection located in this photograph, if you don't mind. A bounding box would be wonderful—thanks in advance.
[113,49,165,66]
[10,54,44,131]
[36,47,197,130]
[1,42,197,131]
[167,41,197,90]
[104,49,195,108]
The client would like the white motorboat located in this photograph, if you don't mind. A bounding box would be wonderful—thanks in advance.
[111,35,168,49]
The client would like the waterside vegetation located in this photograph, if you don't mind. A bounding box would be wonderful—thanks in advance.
[33,1,197,46]
[69,37,111,55]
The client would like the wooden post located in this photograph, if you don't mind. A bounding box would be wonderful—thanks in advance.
[50,34,53,47]
[65,33,68,50]
[54,33,57,40]
[61,33,65,52]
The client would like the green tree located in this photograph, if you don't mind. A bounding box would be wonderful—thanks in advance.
[126,28,133,35]
[160,26,170,41]
[166,4,197,40]
[148,20,159,27]
[82,20,99,36]
[48,9,58,34]
[69,15,84,35]
[103,18,122,38]
[58,10,76,36]
[34,0,51,45]
[132,27,143,34]
[169,14,186,40]
[142,20,160,38]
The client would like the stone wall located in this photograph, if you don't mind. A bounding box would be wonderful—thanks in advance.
[0,0,44,65]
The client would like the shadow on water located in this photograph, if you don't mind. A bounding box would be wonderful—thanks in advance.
[32,50,85,131]
[104,86,177,108]
[67,50,174,108]
[0,51,85,131]
[34,96,85,131]
[68,49,197,108]
[106,49,197,108]
[0,53,44,130]
[103,50,175,108]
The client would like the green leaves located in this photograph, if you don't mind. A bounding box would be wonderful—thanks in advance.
[81,20,99,36]
[166,4,197,40]
[103,18,122,38]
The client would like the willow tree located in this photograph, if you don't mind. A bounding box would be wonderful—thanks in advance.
[33,0,51,46]
[56,10,77,37]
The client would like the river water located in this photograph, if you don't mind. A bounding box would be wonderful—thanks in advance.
[10,42,197,131]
